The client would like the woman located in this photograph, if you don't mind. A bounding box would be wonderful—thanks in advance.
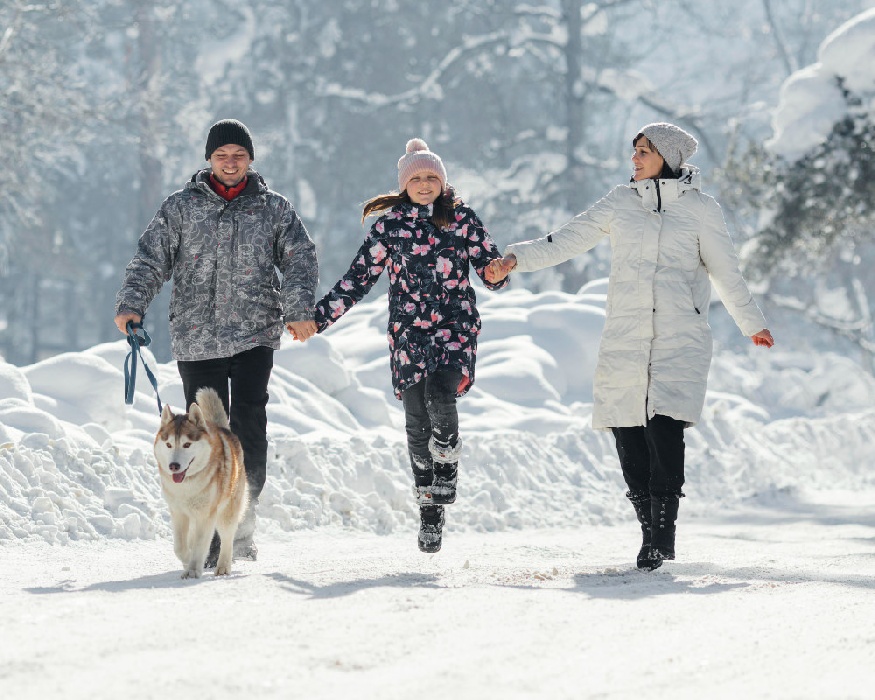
[490,122,774,570]
[311,138,508,553]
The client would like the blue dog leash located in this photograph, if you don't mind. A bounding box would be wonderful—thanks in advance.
[124,321,163,414]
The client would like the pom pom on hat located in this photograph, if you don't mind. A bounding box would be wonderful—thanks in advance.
[406,138,429,153]
[639,122,697,172]
[397,138,448,192]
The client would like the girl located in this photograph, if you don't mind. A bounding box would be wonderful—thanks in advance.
[313,138,509,552]
[489,123,774,570]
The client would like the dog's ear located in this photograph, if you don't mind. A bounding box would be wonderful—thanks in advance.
[188,403,206,429]
[160,404,175,426]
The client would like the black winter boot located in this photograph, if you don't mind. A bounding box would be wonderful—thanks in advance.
[626,490,653,569]
[649,495,680,565]
[418,505,445,553]
[430,463,458,505]
[428,437,461,504]
[411,456,435,505]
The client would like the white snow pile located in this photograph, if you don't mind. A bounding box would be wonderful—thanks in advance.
[2,284,875,545]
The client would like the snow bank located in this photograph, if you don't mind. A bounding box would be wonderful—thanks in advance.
[2,287,875,545]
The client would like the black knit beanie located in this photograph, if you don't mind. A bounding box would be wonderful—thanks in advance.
[205,119,254,161]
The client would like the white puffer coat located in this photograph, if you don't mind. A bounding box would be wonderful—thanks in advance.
[505,168,766,429]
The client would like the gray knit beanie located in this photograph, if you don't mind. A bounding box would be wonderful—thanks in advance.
[639,122,698,172]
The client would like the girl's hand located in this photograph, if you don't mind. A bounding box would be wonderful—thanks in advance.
[751,329,774,348]
[287,320,317,342]
[485,255,517,283]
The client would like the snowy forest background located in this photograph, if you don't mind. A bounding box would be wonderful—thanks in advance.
[2,0,875,367]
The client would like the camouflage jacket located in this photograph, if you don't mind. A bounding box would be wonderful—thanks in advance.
[115,168,318,361]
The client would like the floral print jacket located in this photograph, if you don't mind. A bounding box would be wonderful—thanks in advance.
[314,201,508,398]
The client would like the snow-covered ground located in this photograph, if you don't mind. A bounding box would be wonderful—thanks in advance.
[5,494,875,700]
[2,286,875,698]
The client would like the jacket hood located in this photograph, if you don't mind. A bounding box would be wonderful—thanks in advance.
[187,168,268,197]
[630,166,701,209]
[396,201,434,219]
[630,165,700,192]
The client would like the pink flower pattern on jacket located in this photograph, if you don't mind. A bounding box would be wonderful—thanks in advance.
[314,201,508,399]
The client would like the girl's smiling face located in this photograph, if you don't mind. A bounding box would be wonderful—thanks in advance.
[631,136,665,181]
[405,172,443,205]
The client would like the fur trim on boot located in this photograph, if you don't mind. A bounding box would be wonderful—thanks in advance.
[411,456,434,504]
[428,436,463,463]
[413,484,433,504]
[430,463,458,504]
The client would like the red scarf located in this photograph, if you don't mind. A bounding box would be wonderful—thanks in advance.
[209,174,248,201]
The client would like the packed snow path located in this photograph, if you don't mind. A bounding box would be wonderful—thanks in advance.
[2,489,873,700]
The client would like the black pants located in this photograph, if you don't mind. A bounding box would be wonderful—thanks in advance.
[400,369,462,486]
[611,414,685,498]
[177,345,274,500]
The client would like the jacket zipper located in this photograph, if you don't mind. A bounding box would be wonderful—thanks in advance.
[654,179,662,212]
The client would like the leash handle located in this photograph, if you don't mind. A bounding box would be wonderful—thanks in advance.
[124,321,163,415]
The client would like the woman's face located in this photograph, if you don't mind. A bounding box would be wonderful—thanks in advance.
[631,137,665,181]
[405,172,443,205]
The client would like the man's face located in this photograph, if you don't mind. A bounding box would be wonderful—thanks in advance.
[209,145,252,187]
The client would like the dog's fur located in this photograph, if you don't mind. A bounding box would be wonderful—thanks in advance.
[154,387,248,579]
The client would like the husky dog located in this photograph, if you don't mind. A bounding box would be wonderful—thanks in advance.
[154,387,248,579]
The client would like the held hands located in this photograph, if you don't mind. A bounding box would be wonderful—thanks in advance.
[286,320,317,342]
[485,255,517,284]
[751,329,774,348]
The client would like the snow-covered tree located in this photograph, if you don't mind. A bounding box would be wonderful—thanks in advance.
[2,1,871,363]
[0,0,98,363]
[743,9,875,369]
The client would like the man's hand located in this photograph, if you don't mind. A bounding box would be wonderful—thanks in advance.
[286,320,317,342]
[114,312,141,335]
[485,255,517,283]
[751,329,774,348]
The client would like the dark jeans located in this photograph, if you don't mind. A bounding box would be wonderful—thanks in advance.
[177,345,274,500]
[400,369,462,486]
[611,414,685,498]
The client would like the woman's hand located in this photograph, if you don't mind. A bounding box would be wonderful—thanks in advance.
[485,255,517,283]
[751,329,774,348]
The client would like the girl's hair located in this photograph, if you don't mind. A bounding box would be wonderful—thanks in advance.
[362,185,458,228]
[632,133,679,179]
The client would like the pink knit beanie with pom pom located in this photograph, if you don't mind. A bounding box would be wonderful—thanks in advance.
[397,138,448,192]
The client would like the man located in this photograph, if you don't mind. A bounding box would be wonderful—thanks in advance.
[115,118,318,563]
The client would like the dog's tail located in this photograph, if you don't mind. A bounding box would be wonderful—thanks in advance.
[193,387,230,429]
